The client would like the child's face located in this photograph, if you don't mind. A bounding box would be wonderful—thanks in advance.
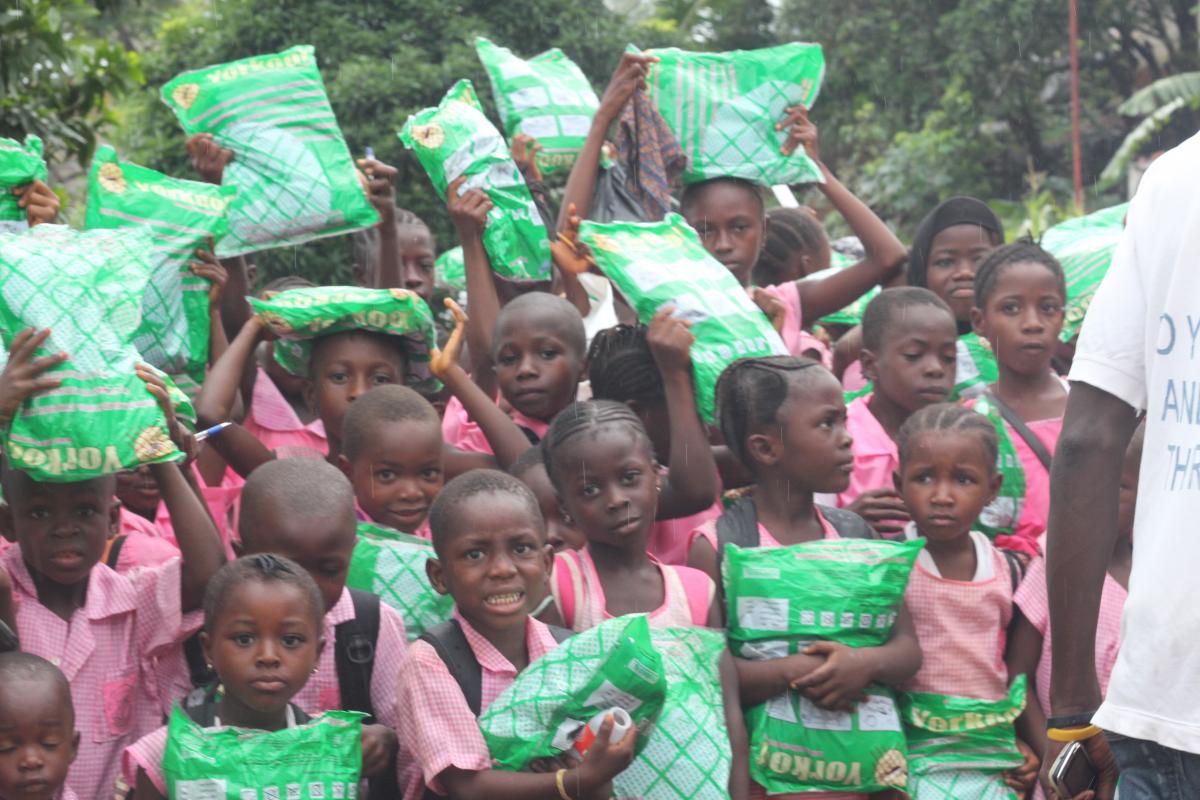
[493,319,581,422]
[971,261,1065,377]
[862,306,958,414]
[343,419,444,535]
[551,425,659,548]
[427,492,552,635]
[683,182,765,287]
[396,224,436,306]
[0,677,78,800]
[115,465,160,516]
[201,580,323,722]
[518,463,585,552]
[924,224,998,322]
[751,371,855,494]
[897,430,1001,542]
[2,473,117,588]
[306,332,407,446]
[242,512,356,614]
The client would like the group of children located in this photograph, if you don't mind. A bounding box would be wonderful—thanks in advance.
[0,44,1134,800]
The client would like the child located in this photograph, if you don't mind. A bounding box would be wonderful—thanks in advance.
[123,554,329,799]
[0,329,226,800]
[969,242,1070,556]
[687,356,922,800]
[0,652,80,800]
[397,469,637,798]
[893,403,1038,797]
[539,399,719,630]
[508,445,586,552]
[838,288,958,535]
[353,207,436,306]
[1008,422,1140,799]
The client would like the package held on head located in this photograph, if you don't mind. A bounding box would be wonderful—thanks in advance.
[578,213,786,423]
[348,522,454,641]
[0,135,48,234]
[400,79,552,282]
[0,225,189,481]
[645,42,826,186]
[85,145,234,393]
[475,37,600,175]
[723,537,923,794]
[160,44,378,257]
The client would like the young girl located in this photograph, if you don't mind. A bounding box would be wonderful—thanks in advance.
[969,242,1070,556]
[123,554,334,799]
[539,399,719,631]
[893,403,1038,797]
[688,356,922,800]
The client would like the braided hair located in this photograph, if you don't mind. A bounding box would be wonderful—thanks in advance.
[587,325,664,407]
[541,400,655,489]
[973,241,1066,308]
[715,355,822,469]
[896,402,998,472]
[755,207,829,286]
[203,554,324,634]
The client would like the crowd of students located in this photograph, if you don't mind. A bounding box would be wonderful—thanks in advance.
[0,43,1131,800]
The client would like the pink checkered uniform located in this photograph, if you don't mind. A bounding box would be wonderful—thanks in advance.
[441,394,549,454]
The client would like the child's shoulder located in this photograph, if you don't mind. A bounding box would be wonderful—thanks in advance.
[121,723,169,797]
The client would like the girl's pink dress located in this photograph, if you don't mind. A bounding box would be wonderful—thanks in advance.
[762,280,834,368]
[441,394,549,454]
[997,416,1062,556]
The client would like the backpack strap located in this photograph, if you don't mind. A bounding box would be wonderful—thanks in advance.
[104,534,127,570]
[816,505,880,540]
[983,390,1054,471]
[714,496,761,577]
[419,619,483,717]
[547,624,574,644]
[335,588,381,721]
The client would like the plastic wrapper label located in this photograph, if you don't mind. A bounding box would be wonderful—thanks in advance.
[0,225,189,481]
[400,79,552,281]
[161,45,378,257]
[347,522,453,641]
[578,213,786,423]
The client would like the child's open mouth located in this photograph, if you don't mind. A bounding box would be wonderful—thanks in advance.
[484,591,525,611]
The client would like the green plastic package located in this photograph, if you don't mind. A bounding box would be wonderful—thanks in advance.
[347,522,453,641]
[646,43,825,186]
[0,135,48,233]
[723,538,923,795]
[435,246,466,292]
[85,145,234,391]
[578,213,787,424]
[161,45,379,257]
[248,286,437,386]
[400,79,552,281]
[162,706,364,799]
[613,627,733,800]
[1041,203,1128,343]
[900,677,1027,800]
[971,393,1027,540]
[0,225,188,481]
[480,614,667,771]
[475,37,600,176]
[815,250,878,327]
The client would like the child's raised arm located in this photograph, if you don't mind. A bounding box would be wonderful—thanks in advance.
[0,328,67,429]
[358,156,400,290]
[646,308,719,519]
[448,176,501,397]
[194,316,264,429]
[780,107,908,322]
[136,367,226,612]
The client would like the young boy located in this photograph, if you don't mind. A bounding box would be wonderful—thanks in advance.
[0,652,80,800]
[237,457,412,795]
[397,469,635,799]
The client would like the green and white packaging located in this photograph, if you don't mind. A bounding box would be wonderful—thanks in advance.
[955,332,999,401]
[0,225,188,481]
[475,37,599,176]
[480,614,667,771]
[0,135,48,233]
[347,522,453,642]
[971,392,1026,540]
[434,246,466,292]
[85,146,234,392]
[723,538,923,795]
[646,43,826,186]
[161,45,378,257]
[247,286,437,387]
[814,250,878,327]
[162,706,364,799]
[578,213,787,424]
[1040,203,1128,343]
[614,627,733,800]
[900,677,1027,800]
[400,79,552,281]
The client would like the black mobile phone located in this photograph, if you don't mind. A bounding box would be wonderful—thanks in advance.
[1050,740,1098,797]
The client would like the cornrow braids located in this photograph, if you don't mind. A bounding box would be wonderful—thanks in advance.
[974,241,1066,308]
[861,287,955,353]
[896,402,999,472]
[587,325,664,407]
[715,355,822,469]
[203,554,324,634]
[755,207,829,286]
[541,400,654,488]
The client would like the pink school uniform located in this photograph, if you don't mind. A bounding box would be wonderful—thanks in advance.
[441,394,549,454]
[762,280,833,368]
[648,498,722,566]
[397,610,561,797]
[111,508,180,572]
[837,394,899,509]
[3,547,199,800]
[243,366,327,457]
[996,416,1062,557]
[551,547,714,631]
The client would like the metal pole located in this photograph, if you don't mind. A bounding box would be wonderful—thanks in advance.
[1069,0,1084,212]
